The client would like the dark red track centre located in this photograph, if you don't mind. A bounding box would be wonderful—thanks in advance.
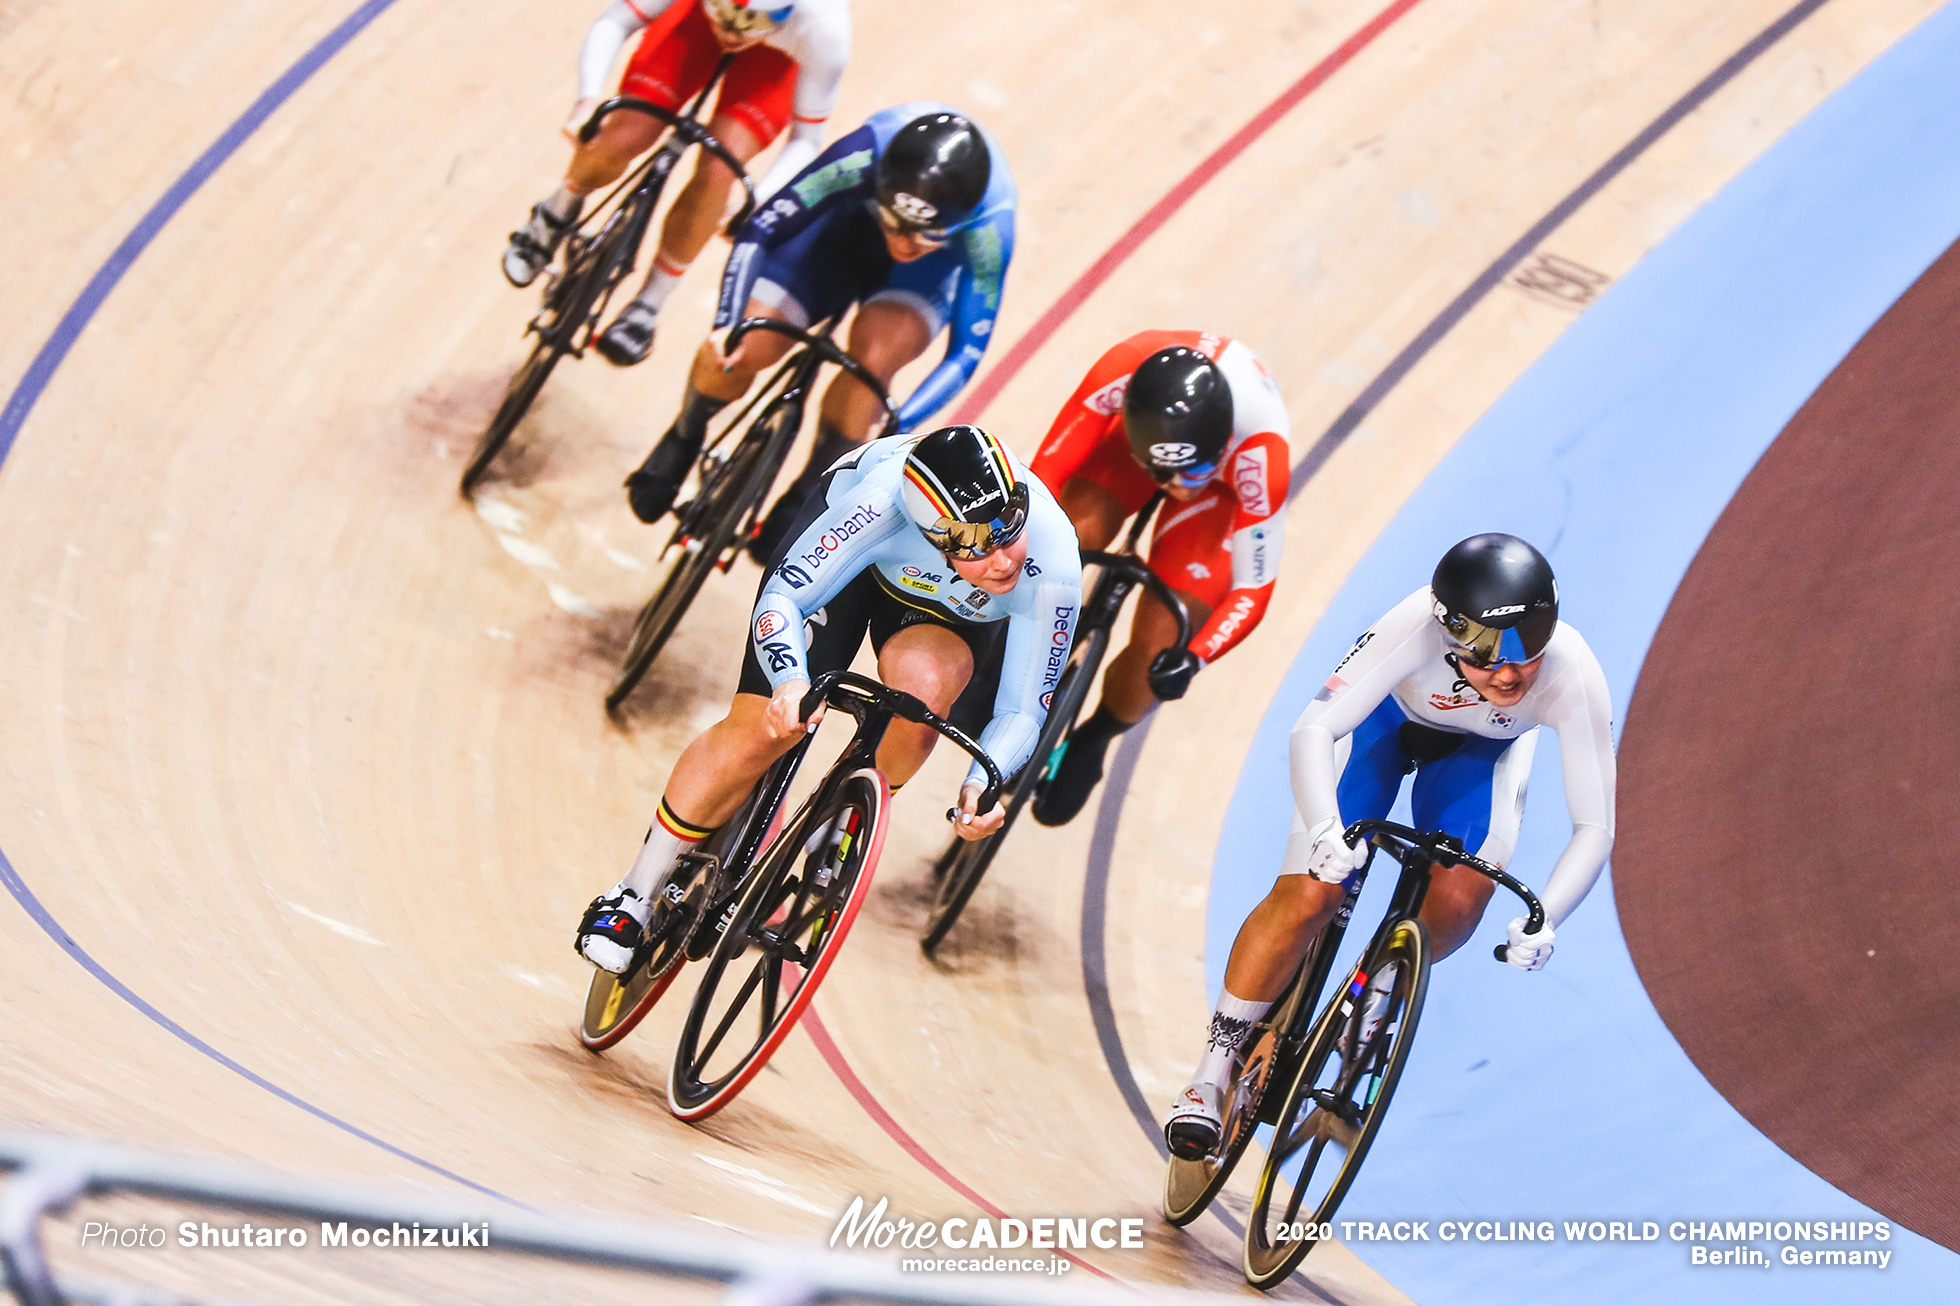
[1616,237,1960,1252]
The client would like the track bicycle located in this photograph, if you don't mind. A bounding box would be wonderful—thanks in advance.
[661,671,1003,1121]
[460,62,756,496]
[1220,818,1543,1290]
[579,670,1002,1063]
[919,495,1192,953]
[604,319,900,713]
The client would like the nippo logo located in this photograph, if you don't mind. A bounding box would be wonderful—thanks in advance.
[889,191,938,224]
[1149,441,1199,465]
[755,611,784,642]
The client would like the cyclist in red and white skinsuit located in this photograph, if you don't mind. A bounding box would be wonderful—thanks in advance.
[1028,330,1290,825]
[501,0,850,366]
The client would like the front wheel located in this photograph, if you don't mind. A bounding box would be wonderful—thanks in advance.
[461,336,564,496]
[667,769,890,1121]
[1242,917,1430,1291]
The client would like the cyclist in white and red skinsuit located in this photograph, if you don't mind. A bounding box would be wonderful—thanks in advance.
[502,0,851,364]
[1163,534,1616,1160]
[1027,330,1288,825]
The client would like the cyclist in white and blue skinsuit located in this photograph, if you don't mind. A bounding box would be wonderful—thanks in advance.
[1162,534,1617,1159]
[576,425,1078,974]
[623,104,1017,555]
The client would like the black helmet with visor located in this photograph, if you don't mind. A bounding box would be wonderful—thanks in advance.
[1431,533,1559,667]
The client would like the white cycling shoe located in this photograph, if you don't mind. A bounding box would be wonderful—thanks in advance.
[576,885,651,975]
[1164,1080,1226,1161]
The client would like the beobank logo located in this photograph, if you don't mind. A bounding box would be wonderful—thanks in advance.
[798,503,882,570]
[1042,606,1076,685]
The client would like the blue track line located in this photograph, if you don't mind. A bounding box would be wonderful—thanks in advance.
[0,0,522,1207]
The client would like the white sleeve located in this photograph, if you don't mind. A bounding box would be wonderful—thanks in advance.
[1286,591,1433,835]
[785,12,848,126]
[1535,632,1618,926]
[578,1,661,101]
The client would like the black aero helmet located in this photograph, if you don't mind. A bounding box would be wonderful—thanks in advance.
[1431,533,1559,667]
[875,113,991,233]
[1123,346,1233,485]
[900,425,1029,560]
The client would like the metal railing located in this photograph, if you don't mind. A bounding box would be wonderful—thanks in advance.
[0,1133,1241,1306]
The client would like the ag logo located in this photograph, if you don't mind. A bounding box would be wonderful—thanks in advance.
[1149,441,1199,466]
[754,611,784,642]
[888,191,938,224]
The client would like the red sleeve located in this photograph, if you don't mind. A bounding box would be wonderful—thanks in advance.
[1191,429,1289,662]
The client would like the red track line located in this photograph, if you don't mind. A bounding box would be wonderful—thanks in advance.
[801,1010,1117,1282]
[949,0,1429,426]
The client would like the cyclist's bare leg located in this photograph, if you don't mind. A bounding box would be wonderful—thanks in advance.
[626,299,795,522]
[661,692,807,831]
[1102,588,1212,724]
[872,624,975,784]
[817,299,933,442]
[688,298,800,401]
[1221,873,1348,1002]
[626,113,765,313]
[1056,477,1126,552]
[750,301,933,552]
[1035,581,1209,827]
[1414,860,1496,959]
[566,107,665,195]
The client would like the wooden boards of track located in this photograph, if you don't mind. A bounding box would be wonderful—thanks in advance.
[0,0,1945,1301]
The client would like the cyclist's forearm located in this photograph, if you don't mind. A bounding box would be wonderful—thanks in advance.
[1192,582,1272,662]
[896,352,978,428]
[972,712,1038,790]
[713,241,765,329]
[753,124,825,202]
[1538,823,1612,926]
[578,2,650,101]
[1286,720,1342,833]
[750,589,811,691]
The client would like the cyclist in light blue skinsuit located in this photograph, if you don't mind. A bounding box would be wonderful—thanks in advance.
[623,103,1018,560]
[576,425,1078,974]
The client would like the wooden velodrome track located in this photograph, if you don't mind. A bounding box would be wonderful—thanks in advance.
[0,0,1943,1300]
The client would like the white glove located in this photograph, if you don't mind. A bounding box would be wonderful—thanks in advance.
[1304,819,1367,885]
[1505,917,1555,972]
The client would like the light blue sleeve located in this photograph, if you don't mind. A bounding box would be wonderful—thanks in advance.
[895,205,1016,427]
[750,480,905,691]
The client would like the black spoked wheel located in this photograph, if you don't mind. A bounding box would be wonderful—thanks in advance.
[577,852,716,1050]
[460,213,639,497]
[1243,918,1430,1290]
[604,405,785,712]
[919,628,1106,954]
[668,771,888,1121]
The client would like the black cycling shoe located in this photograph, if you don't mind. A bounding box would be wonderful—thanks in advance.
[596,301,658,366]
[576,890,647,975]
[1031,732,1112,827]
[625,429,703,523]
[747,479,818,564]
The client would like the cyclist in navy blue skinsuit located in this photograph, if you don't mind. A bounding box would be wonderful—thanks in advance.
[623,102,1018,557]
